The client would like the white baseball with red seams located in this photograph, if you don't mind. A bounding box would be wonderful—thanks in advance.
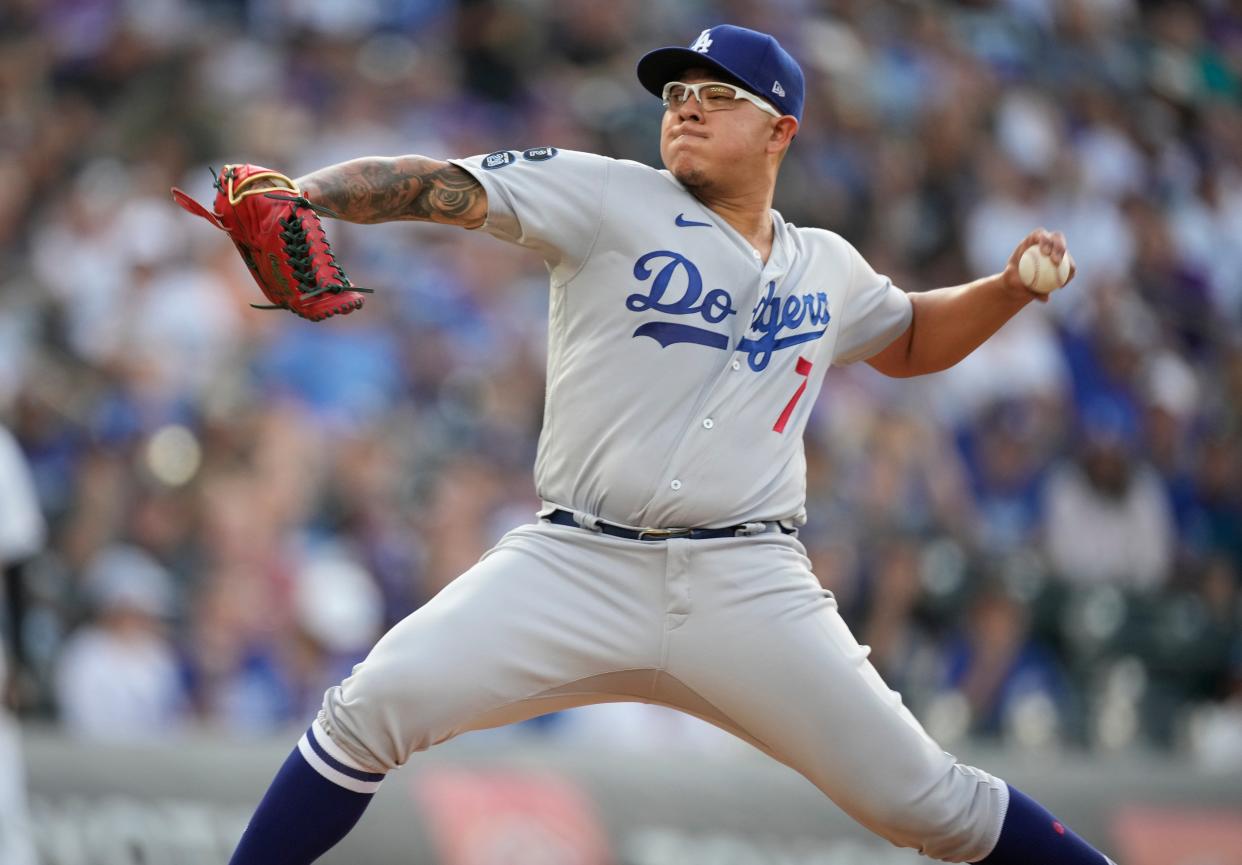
[1019,245,1073,295]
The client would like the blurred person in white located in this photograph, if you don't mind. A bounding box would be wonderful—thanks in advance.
[53,543,188,740]
[126,253,243,403]
[0,424,44,865]
[29,157,242,391]
[30,160,134,364]
[181,547,385,734]
[288,548,384,721]
[1044,397,1174,591]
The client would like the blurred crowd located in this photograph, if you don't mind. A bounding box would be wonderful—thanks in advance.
[0,0,1240,766]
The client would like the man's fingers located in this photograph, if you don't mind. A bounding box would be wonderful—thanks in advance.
[1025,228,1070,266]
[1013,229,1073,286]
[1049,230,1068,264]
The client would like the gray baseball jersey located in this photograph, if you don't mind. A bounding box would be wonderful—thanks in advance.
[448,148,911,529]
[314,147,1008,864]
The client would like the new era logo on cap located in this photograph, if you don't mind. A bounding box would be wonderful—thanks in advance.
[636,24,806,122]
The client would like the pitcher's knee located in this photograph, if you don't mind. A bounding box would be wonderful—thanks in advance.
[318,659,437,775]
[861,763,1008,863]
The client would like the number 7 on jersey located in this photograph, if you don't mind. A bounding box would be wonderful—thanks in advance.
[773,357,813,433]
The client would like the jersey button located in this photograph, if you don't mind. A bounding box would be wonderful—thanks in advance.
[670,479,682,491]
[702,418,714,429]
[731,359,741,371]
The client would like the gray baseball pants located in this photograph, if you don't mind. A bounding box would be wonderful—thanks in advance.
[318,520,1007,862]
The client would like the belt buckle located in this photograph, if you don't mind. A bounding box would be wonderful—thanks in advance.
[637,527,692,540]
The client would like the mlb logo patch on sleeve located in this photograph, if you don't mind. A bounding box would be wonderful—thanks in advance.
[483,151,517,170]
[522,147,558,162]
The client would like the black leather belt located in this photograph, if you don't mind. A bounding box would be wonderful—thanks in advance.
[544,508,795,541]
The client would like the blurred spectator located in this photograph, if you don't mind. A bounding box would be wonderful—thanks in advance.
[958,400,1052,556]
[856,536,942,706]
[181,564,295,734]
[177,546,383,735]
[287,547,384,718]
[53,544,188,740]
[1043,399,1174,591]
[936,580,1068,746]
[1180,430,1242,572]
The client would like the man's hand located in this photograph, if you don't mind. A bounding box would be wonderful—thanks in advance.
[1001,228,1076,304]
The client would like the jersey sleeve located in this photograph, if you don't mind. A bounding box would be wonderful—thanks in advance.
[448,148,610,279]
[831,242,913,365]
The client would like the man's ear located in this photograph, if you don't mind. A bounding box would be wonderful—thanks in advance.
[769,116,799,152]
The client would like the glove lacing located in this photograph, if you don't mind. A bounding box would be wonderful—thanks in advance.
[211,166,373,311]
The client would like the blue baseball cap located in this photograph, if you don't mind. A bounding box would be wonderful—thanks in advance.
[637,25,805,122]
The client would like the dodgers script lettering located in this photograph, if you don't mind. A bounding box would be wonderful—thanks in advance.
[627,251,737,351]
[737,281,830,372]
[627,251,830,371]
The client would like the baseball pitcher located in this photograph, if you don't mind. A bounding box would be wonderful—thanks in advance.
[197,25,1116,865]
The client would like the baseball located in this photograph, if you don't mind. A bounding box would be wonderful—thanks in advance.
[1018,246,1073,295]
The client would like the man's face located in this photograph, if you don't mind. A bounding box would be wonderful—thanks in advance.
[659,68,781,194]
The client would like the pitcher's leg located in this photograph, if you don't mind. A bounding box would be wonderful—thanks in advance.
[664,535,1113,863]
[674,595,1004,860]
[230,523,663,865]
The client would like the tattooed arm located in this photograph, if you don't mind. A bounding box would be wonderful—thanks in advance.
[295,157,487,228]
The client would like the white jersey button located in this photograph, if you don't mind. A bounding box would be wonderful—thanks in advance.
[670,479,682,491]
[702,418,714,429]
[731,359,741,370]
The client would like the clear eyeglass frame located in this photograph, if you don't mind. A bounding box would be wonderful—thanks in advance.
[661,81,781,118]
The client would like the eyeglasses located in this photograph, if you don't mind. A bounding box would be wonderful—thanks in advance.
[661,81,781,118]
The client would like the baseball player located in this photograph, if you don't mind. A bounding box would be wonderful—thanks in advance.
[225,25,1116,865]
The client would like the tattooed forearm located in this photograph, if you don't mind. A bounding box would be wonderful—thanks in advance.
[296,157,487,228]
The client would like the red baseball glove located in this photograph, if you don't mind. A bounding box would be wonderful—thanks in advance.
[171,164,371,321]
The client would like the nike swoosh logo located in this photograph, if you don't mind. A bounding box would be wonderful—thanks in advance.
[674,213,712,228]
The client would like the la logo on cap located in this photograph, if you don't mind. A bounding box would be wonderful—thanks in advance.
[690,28,713,52]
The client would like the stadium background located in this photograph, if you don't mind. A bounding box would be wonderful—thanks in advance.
[0,0,1239,863]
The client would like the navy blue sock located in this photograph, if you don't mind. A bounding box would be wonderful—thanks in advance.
[979,784,1114,865]
[229,724,385,865]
